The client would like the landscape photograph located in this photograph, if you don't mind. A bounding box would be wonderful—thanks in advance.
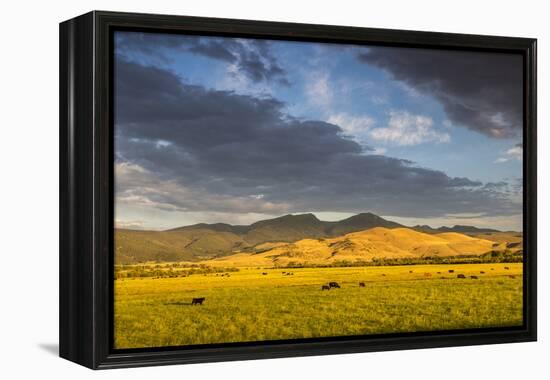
[113,31,524,349]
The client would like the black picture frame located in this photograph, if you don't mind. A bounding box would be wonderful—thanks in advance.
[59,10,537,369]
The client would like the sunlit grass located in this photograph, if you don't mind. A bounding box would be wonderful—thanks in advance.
[114,263,523,349]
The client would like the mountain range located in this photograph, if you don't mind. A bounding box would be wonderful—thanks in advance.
[206,227,506,268]
[115,212,516,264]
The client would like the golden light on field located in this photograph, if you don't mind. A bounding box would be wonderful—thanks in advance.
[114,263,523,349]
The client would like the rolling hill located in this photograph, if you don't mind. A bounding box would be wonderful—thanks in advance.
[115,212,519,264]
[206,227,506,267]
[115,212,406,263]
[412,224,500,234]
[115,228,247,264]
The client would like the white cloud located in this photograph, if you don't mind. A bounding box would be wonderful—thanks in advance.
[219,62,275,98]
[305,71,333,107]
[490,112,510,128]
[442,120,454,129]
[396,81,422,99]
[327,113,375,145]
[506,146,523,159]
[369,110,451,146]
[371,147,387,155]
[115,219,144,229]
[494,157,509,164]
[495,144,523,163]
[370,95,388,105]
[115,162,290,215]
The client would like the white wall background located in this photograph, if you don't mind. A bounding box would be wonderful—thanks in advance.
[0,0,547,378]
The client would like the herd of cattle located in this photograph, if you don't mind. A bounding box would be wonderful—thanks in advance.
[189,266,516,305]
[322,266,516,290]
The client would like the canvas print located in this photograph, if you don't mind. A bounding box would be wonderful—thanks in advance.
[113,31,524,349]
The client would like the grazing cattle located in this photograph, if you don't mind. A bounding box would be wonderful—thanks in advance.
[437,272,441,274]
[409,270,413,273]
[491,268,495,270]
[448,270,455,273]
[321,285,330,291]
[480,271,485,274]
[282,271,286,274]
[191,297,205,305]
[262,272,268,275]
[509,275,516,279]
[381,274,386,277]
[328,282,340,288]
[504,266,510,270]
[457,274,466,279]
[359,282,366,287]
[424,273,432,277]
[470,275,478,279]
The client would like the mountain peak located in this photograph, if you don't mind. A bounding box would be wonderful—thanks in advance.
[338,212,400,226]
[253,213,321,227]
[412,224,501,234]
[438,225,500,233]
[347,212,380,220]
[287,213,319,221]
[167,222,238,233]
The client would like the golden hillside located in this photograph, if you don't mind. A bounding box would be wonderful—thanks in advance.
[115,213,521,264]
[206,227,498,267]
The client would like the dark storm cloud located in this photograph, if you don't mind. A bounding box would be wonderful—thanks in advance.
[115,59,519,218]
[357,47,523,138]
[115,32,290,85]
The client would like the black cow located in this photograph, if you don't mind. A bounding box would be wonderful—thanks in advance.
[262,272,268,275]
[321,285,330,291]
[457,274,466,279]
[449,270,455,273]
[191,297,205,305]
[504,266,510,270]
[328,282,340,288]
[470,275,478,279]
[359,282,366,287]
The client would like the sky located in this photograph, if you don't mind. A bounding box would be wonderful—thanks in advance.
[114,31,523,231]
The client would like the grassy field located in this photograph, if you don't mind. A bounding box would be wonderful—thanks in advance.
[114,263,523,349]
